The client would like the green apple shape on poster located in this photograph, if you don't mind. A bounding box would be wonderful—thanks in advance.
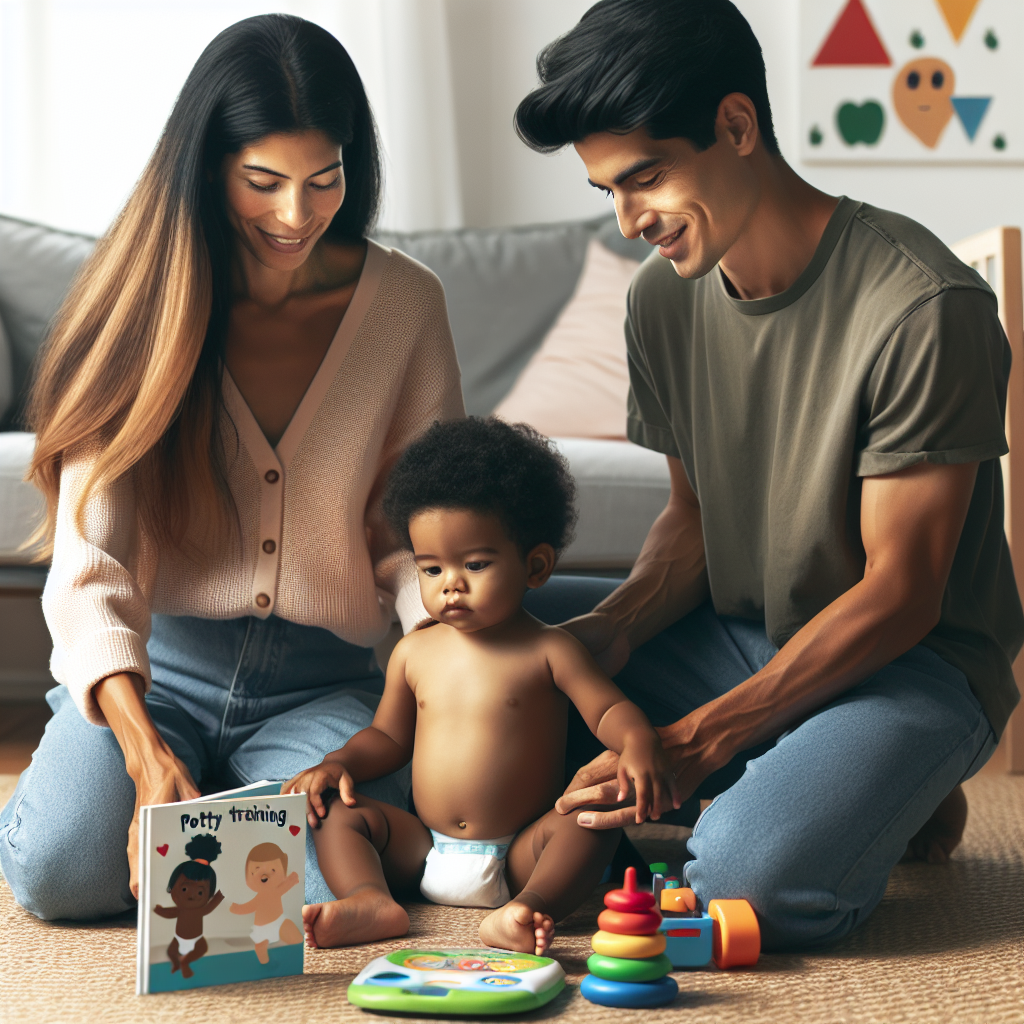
[836,100,885,144]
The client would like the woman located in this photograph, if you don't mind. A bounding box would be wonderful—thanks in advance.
[0,14,463,920]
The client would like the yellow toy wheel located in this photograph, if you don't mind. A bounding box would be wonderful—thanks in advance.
[708,899,760,968]
[590,929,667,959]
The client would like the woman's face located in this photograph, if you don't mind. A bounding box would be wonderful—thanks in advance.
[221,130,345,272]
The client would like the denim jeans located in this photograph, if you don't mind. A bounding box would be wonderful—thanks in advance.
[522,578,997,951]
[0,614,409,920]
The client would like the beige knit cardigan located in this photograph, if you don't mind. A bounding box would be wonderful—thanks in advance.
[43,241,465,726]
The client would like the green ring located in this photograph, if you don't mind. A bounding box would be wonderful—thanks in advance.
[587,952,672,983]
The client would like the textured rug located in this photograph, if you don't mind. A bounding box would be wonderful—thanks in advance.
[0,773,1021,1024]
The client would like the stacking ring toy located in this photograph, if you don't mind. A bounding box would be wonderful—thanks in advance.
[597,908,663,934]
[604,885,655,913]
[579,974,678,1008]
[591,929,666,959]
[586,952,673,983]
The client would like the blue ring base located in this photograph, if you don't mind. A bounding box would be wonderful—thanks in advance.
[580,973,678,1008]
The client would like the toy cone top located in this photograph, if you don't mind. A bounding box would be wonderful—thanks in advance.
[604,867,656,913]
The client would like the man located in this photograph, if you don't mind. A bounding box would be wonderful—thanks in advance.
[515,0,1022,949]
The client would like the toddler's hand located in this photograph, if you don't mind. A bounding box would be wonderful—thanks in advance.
[618,736,680,824]
[282,761,358,828]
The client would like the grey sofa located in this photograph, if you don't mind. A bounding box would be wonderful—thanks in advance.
[0,212,671,693]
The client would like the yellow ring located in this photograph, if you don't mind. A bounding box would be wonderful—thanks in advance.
[591,929,667,959]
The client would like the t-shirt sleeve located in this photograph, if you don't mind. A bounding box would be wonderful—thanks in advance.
[624,300,681,459]
[856,286,1011,476]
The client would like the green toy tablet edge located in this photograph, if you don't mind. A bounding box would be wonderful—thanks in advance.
[347,976,565,1015]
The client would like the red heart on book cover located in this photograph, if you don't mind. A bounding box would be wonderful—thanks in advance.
[289,825,300,836]
[157,845,169,856]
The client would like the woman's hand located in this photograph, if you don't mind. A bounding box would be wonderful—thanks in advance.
[282,760,357,828]
[94,672,200,900]
[558,612,630,677]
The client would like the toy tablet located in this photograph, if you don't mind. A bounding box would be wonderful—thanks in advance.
[347,948,565,1016]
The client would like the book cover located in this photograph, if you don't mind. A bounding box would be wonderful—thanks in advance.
[136,781,306,994]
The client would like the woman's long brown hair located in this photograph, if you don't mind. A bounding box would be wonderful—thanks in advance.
[25,14,381,559]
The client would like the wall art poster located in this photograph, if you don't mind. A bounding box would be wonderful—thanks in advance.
[801,0,1023,162]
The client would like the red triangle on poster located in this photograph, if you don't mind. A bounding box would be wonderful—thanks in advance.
[812,0,891,66]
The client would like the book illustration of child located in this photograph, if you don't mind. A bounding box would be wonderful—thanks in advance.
[228,842,303,964]
[284,417,679,955]
[154,834,225,978]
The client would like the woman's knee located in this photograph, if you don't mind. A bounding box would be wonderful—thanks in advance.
[1,790,134,920]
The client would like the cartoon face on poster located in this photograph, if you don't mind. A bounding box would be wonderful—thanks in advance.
[800,0,1023,162]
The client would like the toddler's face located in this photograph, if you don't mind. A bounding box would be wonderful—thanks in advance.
[409,509,552,632]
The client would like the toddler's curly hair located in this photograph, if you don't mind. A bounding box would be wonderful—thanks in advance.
[383,417,577,556]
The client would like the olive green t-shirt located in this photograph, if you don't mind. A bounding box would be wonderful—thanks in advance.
[626,197,1023,736]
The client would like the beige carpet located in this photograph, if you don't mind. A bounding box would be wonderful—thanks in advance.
[1,773,1022,1024]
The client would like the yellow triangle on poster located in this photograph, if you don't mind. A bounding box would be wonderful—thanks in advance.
[935,0,981,42]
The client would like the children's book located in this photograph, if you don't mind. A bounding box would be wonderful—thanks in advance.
[136,780,306,994]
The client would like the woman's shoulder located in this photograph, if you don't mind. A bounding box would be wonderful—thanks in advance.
[370,241,446,307]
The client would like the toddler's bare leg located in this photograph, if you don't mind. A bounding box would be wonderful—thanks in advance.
[305,795,432,949]
[479,809,620,954]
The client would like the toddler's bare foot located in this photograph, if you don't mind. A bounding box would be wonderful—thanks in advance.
[180,962,194,980]
[479,901,555,956]
[903,785,968,864]
[302,886,409,949]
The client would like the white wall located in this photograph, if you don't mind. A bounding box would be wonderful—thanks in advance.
[1,0,1021,244]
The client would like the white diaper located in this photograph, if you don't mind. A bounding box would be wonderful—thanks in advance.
[175,933,200,956]
[419,830,516,909]
[250,914,285,945]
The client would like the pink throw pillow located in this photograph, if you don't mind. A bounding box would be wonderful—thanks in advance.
[493,238,640,439]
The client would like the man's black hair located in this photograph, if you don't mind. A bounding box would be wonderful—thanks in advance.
[514,0,779,156]
[383,418,577,556]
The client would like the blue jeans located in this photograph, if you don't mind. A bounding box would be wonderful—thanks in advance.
[0,614,409,920]
[522,579,997,951]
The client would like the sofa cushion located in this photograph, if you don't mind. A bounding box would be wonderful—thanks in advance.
[375,217,648,415]
[494,238,639,439]
[0,315,12,425]
[0,432,45,564]
[0,215,96,428]
[553,438,669,569]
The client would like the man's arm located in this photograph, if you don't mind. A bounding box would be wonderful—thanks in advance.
[561,459,979,827]
[561,455,708,675]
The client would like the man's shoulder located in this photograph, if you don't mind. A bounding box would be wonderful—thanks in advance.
[849,202,991,297]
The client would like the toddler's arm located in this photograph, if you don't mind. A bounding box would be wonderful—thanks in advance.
[282,639,418,827]
[547,631,679,823]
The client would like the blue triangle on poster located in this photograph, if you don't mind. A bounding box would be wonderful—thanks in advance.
[951,96,991,141]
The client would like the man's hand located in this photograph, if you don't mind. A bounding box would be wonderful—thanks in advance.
[283,760,358,828]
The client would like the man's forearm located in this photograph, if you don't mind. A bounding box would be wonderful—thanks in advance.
[666,570,941,780]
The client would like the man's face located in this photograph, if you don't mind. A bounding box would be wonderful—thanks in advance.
[574,120,758,279]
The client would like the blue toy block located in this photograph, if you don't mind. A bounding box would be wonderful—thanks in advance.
[659,912,714,968]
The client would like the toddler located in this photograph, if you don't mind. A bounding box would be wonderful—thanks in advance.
[284,418,678,954]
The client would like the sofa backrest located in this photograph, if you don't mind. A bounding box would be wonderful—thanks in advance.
[0,212,648,427]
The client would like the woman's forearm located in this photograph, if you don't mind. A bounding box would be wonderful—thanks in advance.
[93,672,180,783]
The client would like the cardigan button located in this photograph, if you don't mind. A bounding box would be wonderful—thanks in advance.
[255,593,270,608]
[264,469,279,484]
[262,539,276,554]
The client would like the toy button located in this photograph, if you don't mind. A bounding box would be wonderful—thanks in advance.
[661,887,697,913]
